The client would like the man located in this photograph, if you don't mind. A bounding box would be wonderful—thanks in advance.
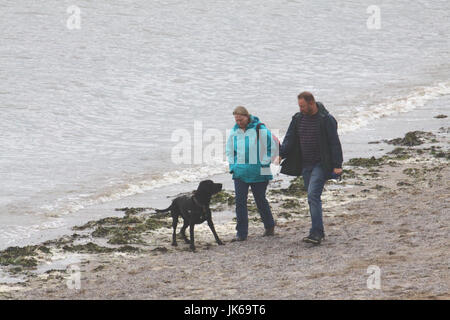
[279,92,343,245]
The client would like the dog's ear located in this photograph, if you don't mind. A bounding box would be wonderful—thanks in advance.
[213,183,223,194]
[197,180,213,190]
[195,180,215,203]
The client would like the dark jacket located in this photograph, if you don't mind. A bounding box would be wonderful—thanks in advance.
[279,102,343,178]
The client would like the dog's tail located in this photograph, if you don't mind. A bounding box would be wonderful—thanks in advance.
[154,203,173,214]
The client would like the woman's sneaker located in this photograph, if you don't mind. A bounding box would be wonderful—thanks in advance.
[262,226,275,237]
[231,235,247,242]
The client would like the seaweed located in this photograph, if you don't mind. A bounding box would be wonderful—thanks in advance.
[372,184,386,191]
[210,190,235,206]
[62,242,140,254]
[385,131,435,147]
[62,242,114,254]
[342,169,357,179]
[72,207,170,245]
[281,199,301,209]
[403,168,421,178]
[429,147,450,160]
[0,245,50,268]
[386,147,413,159]
[269,176,307,197]
[346,156,384,168]
[278,212,293,219]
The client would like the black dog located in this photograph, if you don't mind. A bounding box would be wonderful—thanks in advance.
[156,180,224,252]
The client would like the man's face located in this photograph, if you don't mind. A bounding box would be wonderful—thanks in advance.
[234,114,249,129]
[298,98,314,115]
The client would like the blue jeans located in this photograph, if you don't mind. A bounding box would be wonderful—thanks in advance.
[234,179,275,239]
[302,163,327,238]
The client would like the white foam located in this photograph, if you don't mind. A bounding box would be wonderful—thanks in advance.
[339,81,450,134]
[32,160,229,218]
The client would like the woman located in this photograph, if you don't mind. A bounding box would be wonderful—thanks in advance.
[226,106,277,241]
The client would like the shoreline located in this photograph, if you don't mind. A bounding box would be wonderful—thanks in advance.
[1,126,449,299]
[2,95,450,252]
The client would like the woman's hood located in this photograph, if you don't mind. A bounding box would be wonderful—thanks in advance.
[232,115,261,131]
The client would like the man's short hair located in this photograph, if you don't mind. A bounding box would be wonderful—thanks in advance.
[297,91,315,104]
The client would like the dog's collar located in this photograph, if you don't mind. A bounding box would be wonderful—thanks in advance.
[192,195,207,212]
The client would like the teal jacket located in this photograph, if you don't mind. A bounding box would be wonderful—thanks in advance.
[226,115,278,183]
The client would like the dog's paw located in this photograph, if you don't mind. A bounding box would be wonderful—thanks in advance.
[217,241,225,246]
[190,246,196,252]
[171,242,178,247]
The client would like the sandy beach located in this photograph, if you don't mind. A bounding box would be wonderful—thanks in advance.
[1,127,448,300]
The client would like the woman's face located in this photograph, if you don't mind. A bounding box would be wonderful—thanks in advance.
[234,114,249,129]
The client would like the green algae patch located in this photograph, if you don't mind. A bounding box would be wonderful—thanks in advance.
[73,215,141,231]
[63,242,114,254]
[372,184,387,191]
[0,245,50,268]
[281,199,301,210]
[91,226,111,238]
[62,242,139,254]
[71,207,171,245]
[211,190,235,206]
[386,131,435,147]
[403,168,421,178]
[72,217,122,231]
[385,147,411,160]
[363,168,381,178]
[388,147,407,155]
[152,247,168,253]
[115,207,150,215]
[269,176,307,198]
[107,229,145,245]
[42,234,84,248]
[94,217,169,245]
[342,169,357,179]
[383,148,412,161]
[346,156,384,168]
[278,212,293,219]
[429,146,450,160]
[116,245,141,253]
[433,151,450,160]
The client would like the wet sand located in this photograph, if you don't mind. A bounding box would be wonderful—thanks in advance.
[1,128,448,300]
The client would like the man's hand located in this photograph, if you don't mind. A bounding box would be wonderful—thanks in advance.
[333,168,343,175]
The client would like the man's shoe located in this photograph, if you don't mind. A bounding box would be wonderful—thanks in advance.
[263,226,275,237]
[231,236,247,242]
[302,234,322,245]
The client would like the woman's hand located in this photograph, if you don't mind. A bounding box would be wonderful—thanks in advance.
[273,156,281,165]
